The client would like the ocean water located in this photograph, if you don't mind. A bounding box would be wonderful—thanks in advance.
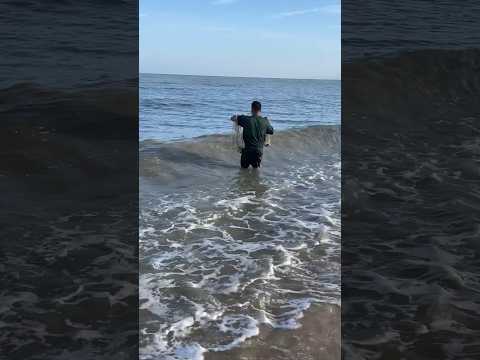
[1,0,137,88]
[1,1,139,358]
[139,75,341,359]
[341,2,480,358]
[342,1,480,61]
[342,50,480,359]
[140,74,340,141]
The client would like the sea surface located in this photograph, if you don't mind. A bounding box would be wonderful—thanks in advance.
[342,50,480,359]
[1,1,137,358]
[139,74,341,359]
[140,74,340,141]
[341,2,480,358]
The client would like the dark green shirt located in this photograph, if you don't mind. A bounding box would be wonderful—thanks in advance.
[237,115,274,152]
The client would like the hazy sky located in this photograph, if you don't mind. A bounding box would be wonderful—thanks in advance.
[140,0,340,79]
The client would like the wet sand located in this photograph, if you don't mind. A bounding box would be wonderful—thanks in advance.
[205,304,340,360]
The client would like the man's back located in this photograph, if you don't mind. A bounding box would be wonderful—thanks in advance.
[237,115,274,152]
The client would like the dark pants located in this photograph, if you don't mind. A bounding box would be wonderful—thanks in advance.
[241,148,262,168]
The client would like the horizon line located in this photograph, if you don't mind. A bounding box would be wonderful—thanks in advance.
[140,72,340,81]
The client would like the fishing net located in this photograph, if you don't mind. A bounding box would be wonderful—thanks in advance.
[232,117,244,153]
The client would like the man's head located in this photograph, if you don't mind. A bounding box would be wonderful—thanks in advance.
[251,101,261,115]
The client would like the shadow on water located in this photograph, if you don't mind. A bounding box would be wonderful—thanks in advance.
[231,168,269,197]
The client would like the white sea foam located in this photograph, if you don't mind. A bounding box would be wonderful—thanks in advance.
[212,315,260,351]
[140,154,340,358]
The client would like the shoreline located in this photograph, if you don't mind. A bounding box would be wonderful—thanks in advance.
[205,303,340,360]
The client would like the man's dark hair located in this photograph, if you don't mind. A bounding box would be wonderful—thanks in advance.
[251,101,261,113]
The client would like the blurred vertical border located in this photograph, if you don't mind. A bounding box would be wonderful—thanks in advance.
[0,1,139,359]
[342,1,480,359]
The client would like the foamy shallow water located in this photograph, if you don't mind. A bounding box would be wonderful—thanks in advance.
[139,140,340,359]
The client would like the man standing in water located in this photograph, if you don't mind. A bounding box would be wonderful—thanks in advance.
[231,101,274,169]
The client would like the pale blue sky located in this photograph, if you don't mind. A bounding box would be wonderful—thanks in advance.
[140,0,340,79]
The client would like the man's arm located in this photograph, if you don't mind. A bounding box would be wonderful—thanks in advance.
[266,118,274,135]
[232,115,248,127]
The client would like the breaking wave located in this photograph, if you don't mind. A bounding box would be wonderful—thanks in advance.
[140,125,341,359]
[140,125,340,186]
